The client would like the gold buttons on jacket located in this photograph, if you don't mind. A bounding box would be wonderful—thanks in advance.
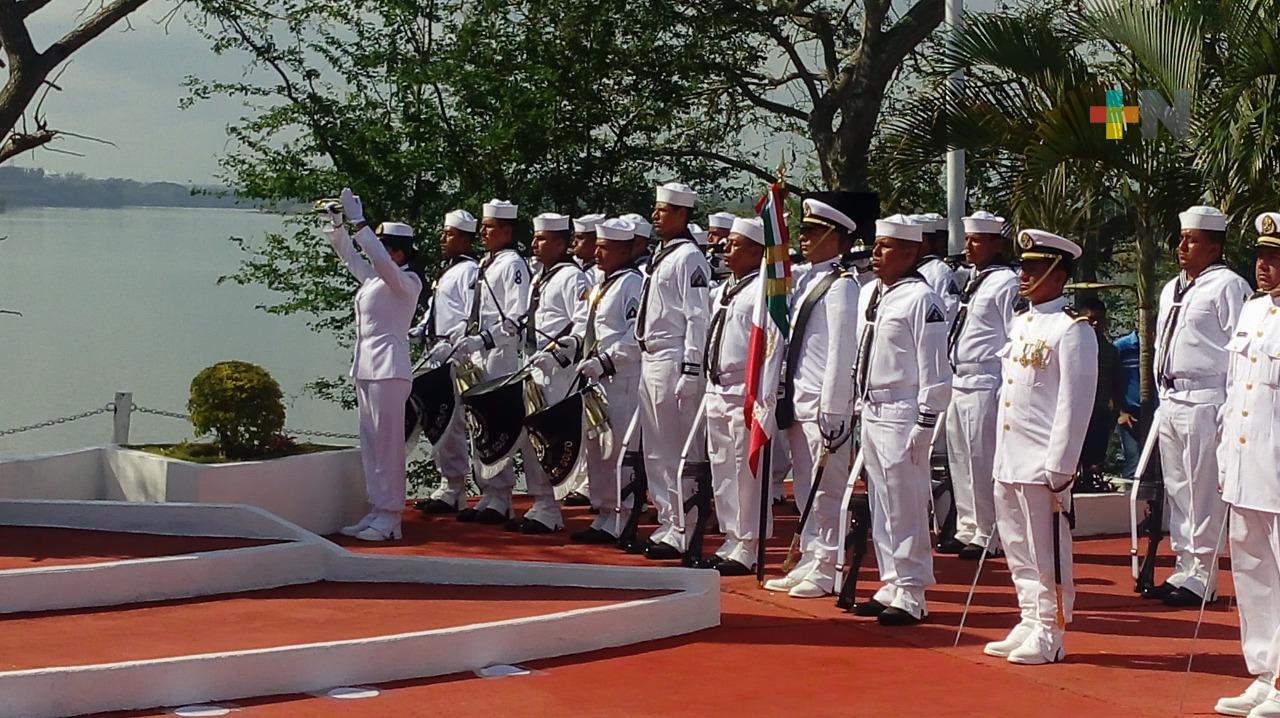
[1239,436,1247,444]
[1247,384,1254,390]
[1242,410,1249,417]
[1004,401,1011,407]
[1007,379,1013,385]
[1003,424,1010,431]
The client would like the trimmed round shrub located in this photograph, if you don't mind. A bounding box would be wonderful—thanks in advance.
[187,361,286,459]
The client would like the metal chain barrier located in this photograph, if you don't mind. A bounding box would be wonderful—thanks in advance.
[284,426,359,440]
[1,399,358,441]
[131,404,190,422]
[0,404,114,437]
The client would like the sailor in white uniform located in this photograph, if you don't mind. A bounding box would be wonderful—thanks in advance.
[411,209,480,514]
[1147,205,1252,606]
[325,189,423,542]
[763,196,860,598]
[945,211,1019,558]
[703,217,768,575]
[452,199,531,524]
[912,213,960,322]
[622,212,653,275]
[634,182,712,560]
[573,212,606,287]
[1214,212,1280,718]
[983,229,1097,665]
[850,214,951,625]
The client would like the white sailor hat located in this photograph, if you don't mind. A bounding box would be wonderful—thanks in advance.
[620,213,653,238]
[707,211,736,230]
[656,182,697,208]
[1179,205,1228,232]
[444,209,477,233]
[572,213,606,233]
[962,210,1005,235]
[802,198,857,233]
[597,218,636,242]
[533,212,571,232]
[482,199,518,220]
[689,223,709,246]
[730,217,766,245]
[919,212,946,233]
[376,221,414,238]
[874,214,922,242]
[1255,212,1280,249]
[1016,228,1082,259]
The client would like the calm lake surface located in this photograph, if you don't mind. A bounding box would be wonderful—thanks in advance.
[0,206,357,458]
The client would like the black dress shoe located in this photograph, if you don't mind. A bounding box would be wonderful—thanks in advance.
[936,537,966,554]
[520,518,561,535]
[571,527,617,544]
[1141,581,1177,600]
[644,543,682,560]
[619,538,652,554]
[877,607,924,626]
[958,543,998,561]
[852,599,888,617]
[474,508,509,525]
[456,507,480,522]
[563,492,592,507]
[715,559,753,576]
[683,555,721,569]
[417,499,458,515]
[502,518,525,532]
[1162,586,1210,607]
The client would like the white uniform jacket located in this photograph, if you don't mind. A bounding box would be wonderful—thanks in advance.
[416,255,478,345]
[857,274,951,422]
[992,296,1099,485]
[917,255,960,323]
[788,258,860,421]
[705,271,762,396]
[1154,265,1252,403]
[635,239,711,371]
[526,260,588,352]
[1218,293,1280,514]
[572,267,644,380]
[474,247,530,352]
[949,264,1019,389]
[328,225,423,381]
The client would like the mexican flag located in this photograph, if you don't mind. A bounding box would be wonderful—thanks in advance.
[743,182,793,476]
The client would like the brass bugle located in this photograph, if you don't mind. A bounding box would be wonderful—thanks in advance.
[313,198,342,213]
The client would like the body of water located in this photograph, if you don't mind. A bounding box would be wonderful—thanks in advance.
[0,206,357,458]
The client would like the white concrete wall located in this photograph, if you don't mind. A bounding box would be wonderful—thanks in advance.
[0,448,102,500]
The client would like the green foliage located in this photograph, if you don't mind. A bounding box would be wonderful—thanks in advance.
[188,361,288,459]
[132,441,341,464]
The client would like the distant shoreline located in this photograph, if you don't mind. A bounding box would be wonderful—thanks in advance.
[0,166,277,212]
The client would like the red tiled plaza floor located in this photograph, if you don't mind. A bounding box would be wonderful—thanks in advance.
[0,526,280,571]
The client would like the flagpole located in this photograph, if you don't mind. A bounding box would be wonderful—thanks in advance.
[756,438,772,586]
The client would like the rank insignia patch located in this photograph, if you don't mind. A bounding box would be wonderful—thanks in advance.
[691,268,708,288]
[625,298,639,321]
[925,305,946,323]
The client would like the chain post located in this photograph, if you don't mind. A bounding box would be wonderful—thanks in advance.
[112,392,133,445]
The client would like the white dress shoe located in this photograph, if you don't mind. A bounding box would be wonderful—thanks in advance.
[340,512,377,537]
[354,524,402,542]
[1215,679,1273,716]
[1007,628,1064,665]
[984,623,1034,658]
[1248,698,1280,718]
[763,575,802,593]
[788,579,832,599]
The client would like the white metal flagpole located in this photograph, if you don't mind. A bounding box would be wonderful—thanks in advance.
[945,0,966,255]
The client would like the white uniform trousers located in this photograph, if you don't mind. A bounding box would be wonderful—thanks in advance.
[474,345,520,515]
[427,402,469,508]
[1157,399,1227,597]
[520,368,577,529]
[555,464,590,501]
[706,390,770,567]
[994,482,1075,631]
[862,401,935,618]
[780,419,849,587]
[639,356,701,550]
[355,378,412,526]
[586,376,639,537]
[1230,505,1280,689]
[946,385,1001,550]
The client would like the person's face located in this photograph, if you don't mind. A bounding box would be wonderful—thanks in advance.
[724,233,764,277]
[1257,246,1280,295]
[532,231,568,264]
[440,227,472,259]
[631,236,649,259]
[571,232,597,262]
[708,227,730,246]
[596,239,631,274]
[1178,229,1223,276]
[651,202,689,240]
[964,232,1002,268]
[380,239,407,266]
[480,218,513,252]
[799,223,839,263]
[1019,257,1068,303]
[871,235,918,283]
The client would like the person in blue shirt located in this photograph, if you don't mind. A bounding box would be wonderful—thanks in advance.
[1114,331,1142,480]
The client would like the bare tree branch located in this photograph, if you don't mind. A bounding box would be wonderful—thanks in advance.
[636,144,809,194]
[760,21,823,104]
[17,0,56,19]
[44,0,151,67]
[733,76,809,120]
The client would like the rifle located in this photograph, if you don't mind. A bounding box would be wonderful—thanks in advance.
[835,493,872,612]
[1130,408,1165,594]
[930,444,959,550]
[614,407,650,553]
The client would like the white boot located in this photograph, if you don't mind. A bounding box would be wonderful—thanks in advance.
[1248,698,1280,718]
[340,511,377,537]
[984,622,1034,658]
[789,577,834,599]
[354,512,402,542]
[763,574,803,592]
[1217,680,1273,717]
[1007,626,1064,665]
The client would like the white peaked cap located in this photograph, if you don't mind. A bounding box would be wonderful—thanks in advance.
[572,212,606,233]
[444,210,477,233]
[875,214,922,242]
[656,182,697,208]
[482,199,518,219]
[620,213,653,238]
[689,223,709,246]
[802,198,857,233]
[1179,205,1228,232]
[533,212,571,232]
[597,218,636,242]
[730,217,766,245]
[1017,228,1083,259]
[376,221,414,238]
[963,210,1005,235]
[708,211,737,230]
[1255,212,1280,246]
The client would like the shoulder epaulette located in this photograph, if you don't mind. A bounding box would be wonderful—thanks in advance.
[1250,289,1267,300]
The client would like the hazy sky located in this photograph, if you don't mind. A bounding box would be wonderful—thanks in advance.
[9,2,243,183]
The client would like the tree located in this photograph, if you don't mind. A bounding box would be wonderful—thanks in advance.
[0,0,156,163]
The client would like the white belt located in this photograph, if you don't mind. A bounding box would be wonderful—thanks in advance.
[954,360,1001,376]
[1160,375,1225,392]
[863,387,916,404]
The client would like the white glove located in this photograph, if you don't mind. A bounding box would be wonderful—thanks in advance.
[530,351,559,374]
[453,334,484,356]
[339,187,364,224]
[577,356,605,380]
[675,374,701,403]
[426,341,453,364]
[905,425,931,465]
[407,326,427,345]
[818,411,850,450]
[499,317,522,338]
